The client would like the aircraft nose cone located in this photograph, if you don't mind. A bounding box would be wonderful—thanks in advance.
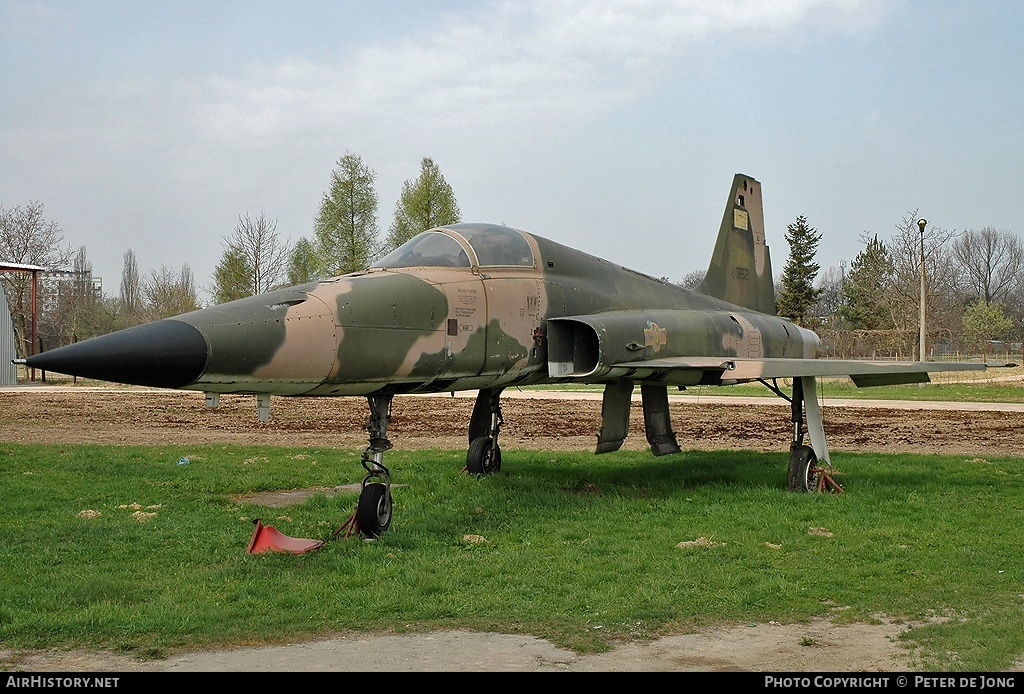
[23,319,209,389]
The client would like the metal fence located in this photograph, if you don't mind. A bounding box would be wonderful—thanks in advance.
[0,287,16,385]
[818,328,1021,364]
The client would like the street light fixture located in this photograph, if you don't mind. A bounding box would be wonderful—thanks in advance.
[917,218,927,361]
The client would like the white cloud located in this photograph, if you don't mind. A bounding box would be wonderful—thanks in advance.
[186,0,889,147]
[2,0,72,38]
[0,0,908,287]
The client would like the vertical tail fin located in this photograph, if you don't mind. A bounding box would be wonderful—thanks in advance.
[697,173,776,315]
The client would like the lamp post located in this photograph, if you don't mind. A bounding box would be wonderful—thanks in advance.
[918,218,927,361]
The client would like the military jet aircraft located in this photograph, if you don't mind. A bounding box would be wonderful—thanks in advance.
[17,174,986,539]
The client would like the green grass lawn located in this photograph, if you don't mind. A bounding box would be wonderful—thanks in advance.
[1,442,1022,671]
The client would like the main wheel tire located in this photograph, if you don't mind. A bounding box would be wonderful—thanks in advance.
[356,482,392,537]
[466,437,501,476]
[787,445,819,492]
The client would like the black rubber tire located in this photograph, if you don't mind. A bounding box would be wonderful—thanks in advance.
[787,445,819,492]
[466,437,501,476]
[356,482,392,537]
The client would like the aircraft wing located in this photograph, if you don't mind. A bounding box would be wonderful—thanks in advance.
[610,356,988,387]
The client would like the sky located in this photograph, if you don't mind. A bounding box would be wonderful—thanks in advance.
[2,0,1022,302]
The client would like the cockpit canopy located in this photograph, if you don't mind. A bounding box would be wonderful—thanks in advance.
[371,223,534,269]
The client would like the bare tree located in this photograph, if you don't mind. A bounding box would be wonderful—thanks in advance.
[119,249,143,326]
[44,246,101,348]
[678,269,706,290]
[811,265,845,326]
[0,201,73,357]
[951,226,1024,307]
[144,264,201,320]
[883,211,962,336]
[212,212,292,304]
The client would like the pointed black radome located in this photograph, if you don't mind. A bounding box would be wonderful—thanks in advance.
[24,319,209,389]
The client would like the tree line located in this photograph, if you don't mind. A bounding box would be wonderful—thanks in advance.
[0,154,460,358]
[212,153,460,302]
[2,158,1020,362]
[767,212,1024,359]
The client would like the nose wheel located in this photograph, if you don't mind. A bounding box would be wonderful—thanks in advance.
[357,480,392,537]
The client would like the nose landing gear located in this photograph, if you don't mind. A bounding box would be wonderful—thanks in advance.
[356,394,395,537]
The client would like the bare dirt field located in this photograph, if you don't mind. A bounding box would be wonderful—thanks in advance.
[2,385,1022,673]
[3,385,1024,456]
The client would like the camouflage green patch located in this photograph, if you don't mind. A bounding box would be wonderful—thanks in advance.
[181,291,297,375]
[337,273,446,331]
[331,274,448,383]
[482,319,530,374]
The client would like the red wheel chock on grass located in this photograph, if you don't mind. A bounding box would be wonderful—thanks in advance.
[246,518,325,554]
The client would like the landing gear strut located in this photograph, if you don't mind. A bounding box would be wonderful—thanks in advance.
[357,394,394,537]
[466,387,504,475]
[787,377,820,492]
[761,376,839,493]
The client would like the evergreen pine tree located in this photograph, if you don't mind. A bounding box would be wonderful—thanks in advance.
[776,215,823,326]
[838,235,895,330]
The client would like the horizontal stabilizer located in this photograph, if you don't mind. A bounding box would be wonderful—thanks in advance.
[610,356,986,386]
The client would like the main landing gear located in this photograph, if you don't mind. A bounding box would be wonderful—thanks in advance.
[761,376,842,494]
[466,387,504,476]
[786,377,819,492]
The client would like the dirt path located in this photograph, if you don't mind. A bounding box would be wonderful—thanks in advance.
[3,620,918,672]
[2,385,1022,673]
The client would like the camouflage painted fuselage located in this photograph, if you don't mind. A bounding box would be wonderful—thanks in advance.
[164,222,819,397]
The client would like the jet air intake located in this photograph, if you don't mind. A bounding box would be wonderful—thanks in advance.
[546,309,812,384]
